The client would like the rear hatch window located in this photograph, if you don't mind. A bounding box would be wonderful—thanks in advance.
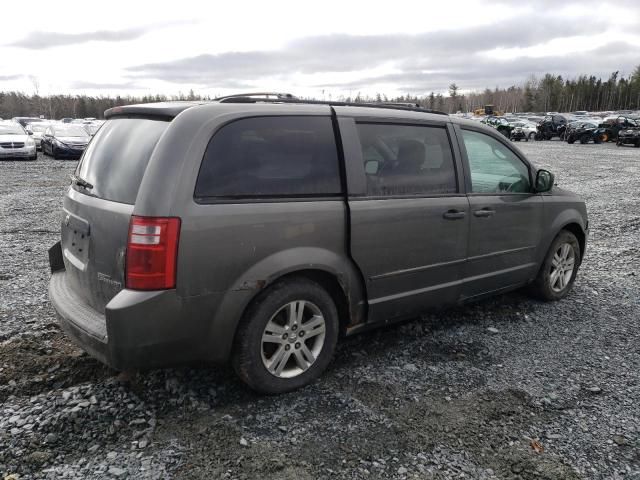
[75,118,169,204]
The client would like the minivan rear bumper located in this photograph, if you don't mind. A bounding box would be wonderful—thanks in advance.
[49,271,210,370]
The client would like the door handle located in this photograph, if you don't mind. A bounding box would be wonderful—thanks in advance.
[443,210,466,220]
[473,208,496,218]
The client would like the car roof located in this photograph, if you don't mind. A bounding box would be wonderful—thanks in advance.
[104,98,450,121]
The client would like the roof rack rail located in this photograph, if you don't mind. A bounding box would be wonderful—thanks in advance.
[373,102,421,108]
[214,96,448,115]
[215,92,298,103]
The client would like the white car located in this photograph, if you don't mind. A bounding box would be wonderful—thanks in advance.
[510,121,537,140]
[26,122,51,150]
[0,121,37,160]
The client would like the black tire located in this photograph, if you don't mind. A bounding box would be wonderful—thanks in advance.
[232,277,339,394]
[634,141,640,148]
[29,154,37,161]
[528,132,535,141]
[580,134,589,144]
[528,230,581,301]
[567,136,575,144]
[52,147,58,160]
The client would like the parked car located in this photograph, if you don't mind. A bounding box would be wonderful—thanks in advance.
[60,118,74,124]
[11,116,46,128]
[48,97,588,394]
[82,122,102,137]
[564,121,600,144]
[0,121,37,160]
[535,114,569,140]
[481,115,514,138]
[509,121,536,141]
[25,122,51,150]
[41,124,90,159]
[594,116,639,143]
[617,127,640,147]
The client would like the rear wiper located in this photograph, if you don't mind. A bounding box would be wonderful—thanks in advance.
[70,174,93,190]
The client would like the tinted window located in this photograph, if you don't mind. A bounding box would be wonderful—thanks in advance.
[75,118,169,204]
[356,123,457,196]
[461,130,531,194]
[195,116,341,199]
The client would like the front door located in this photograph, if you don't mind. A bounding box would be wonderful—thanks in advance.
[341,116,469,323]
[456,127,543,300]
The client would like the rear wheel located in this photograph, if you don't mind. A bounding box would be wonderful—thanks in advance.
[635,141,640,148]
[567,136,575,144]
[232,278,339,394]
[52,147,59,160]
[528,230,580,301]
[580,134,589,144]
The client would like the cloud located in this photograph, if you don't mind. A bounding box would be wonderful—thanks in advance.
[69,80,145,91]
[8,21,195,49]
[326,42,640,93]
[126,13,632,93]
[0,74,22,81]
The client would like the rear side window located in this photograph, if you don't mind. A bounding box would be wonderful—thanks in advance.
[75,118,169,204]
[356,123,457,196]
[195,116,341,199]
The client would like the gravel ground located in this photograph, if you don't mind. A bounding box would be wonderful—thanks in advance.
[0,141,638,479]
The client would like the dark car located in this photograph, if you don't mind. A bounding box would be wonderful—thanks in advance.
[594,116,639,143]
[617,127,640,147]
[49,96,588,394]
[41,124,91,159]
[565,121,599,144]
[481,116,514,138]
[535,115,569,140]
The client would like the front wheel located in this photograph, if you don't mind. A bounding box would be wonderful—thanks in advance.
[232,278,339,394]
[528,230,581,301]
[528,132,535,141]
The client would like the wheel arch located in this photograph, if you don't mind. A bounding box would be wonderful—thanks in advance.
[560,222,586,261]
[205,248,367,363]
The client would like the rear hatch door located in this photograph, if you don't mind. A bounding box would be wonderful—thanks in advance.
[60,117,170,313]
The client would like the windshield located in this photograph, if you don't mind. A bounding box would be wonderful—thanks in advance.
[31,124,49,133]
[0,124,25,135]
[55,126,89,137]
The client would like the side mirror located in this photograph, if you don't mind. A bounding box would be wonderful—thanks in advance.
[364,160,380,175]
[535,169,554,193]
[27,131,33,135]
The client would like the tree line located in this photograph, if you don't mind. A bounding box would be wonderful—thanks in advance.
[1,66,639,119]
[346,66,640,114]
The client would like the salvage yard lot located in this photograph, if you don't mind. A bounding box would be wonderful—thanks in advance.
[0,141,638,479]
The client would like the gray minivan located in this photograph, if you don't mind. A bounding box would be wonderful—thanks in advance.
[49,96,588,393]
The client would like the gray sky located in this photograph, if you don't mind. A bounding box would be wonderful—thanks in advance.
[1,0,638,98]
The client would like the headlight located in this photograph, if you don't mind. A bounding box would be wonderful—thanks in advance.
[25,137,35,146]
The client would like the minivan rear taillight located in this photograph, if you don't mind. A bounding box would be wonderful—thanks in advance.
[126,216,181,290]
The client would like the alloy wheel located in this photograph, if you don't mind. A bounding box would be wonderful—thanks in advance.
[549,243,575,293]
[260,300,326,378]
